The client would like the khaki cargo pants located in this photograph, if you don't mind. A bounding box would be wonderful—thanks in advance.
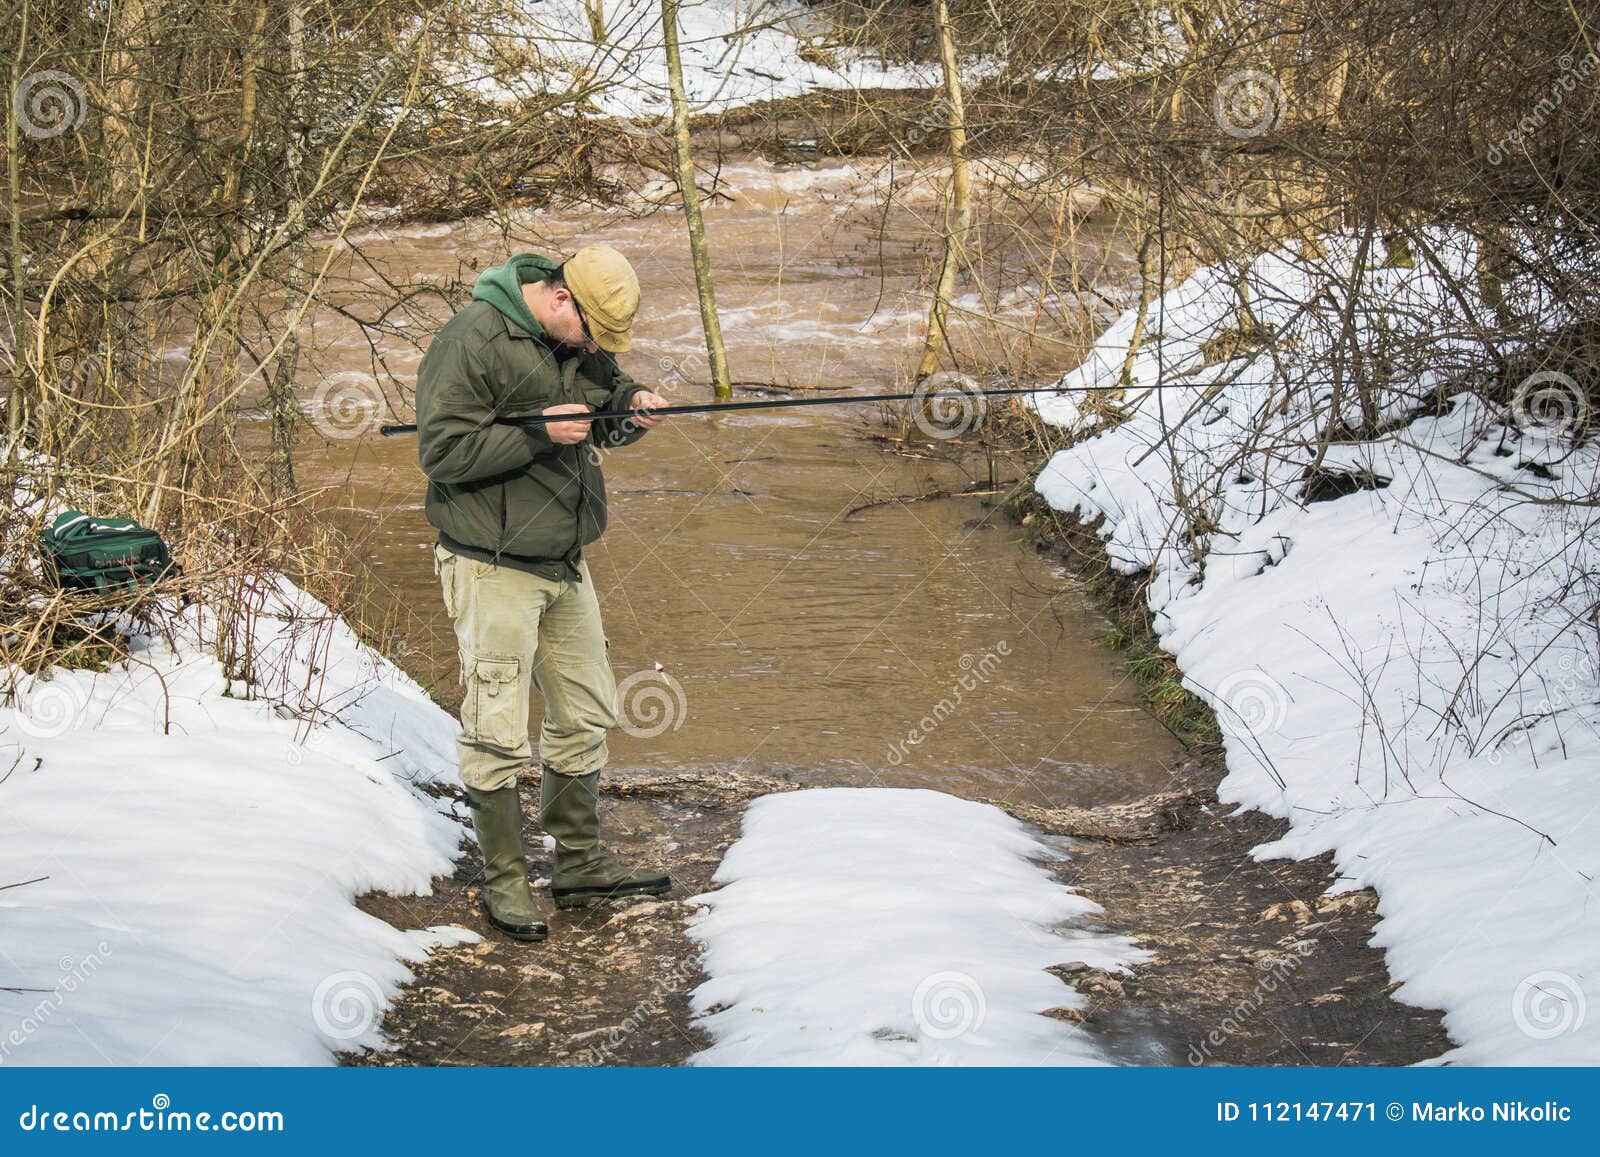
[433,543,617,791]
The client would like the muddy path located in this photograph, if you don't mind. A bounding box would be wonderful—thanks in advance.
[351,770,781,1067]
[1012,766,1452,1066]
[351,752,1450,1068]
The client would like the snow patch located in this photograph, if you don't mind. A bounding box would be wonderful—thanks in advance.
[1,577,469,1065]
[686,787,1143,1065]
[452,0,997,117]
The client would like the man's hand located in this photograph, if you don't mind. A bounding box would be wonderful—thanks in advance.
[628,390,670,430]
[542,402,593,444]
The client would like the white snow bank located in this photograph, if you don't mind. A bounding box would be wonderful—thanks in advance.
[686,787,1144,1065]
[452,0,990,118]
[1030,232,1600,1064]
[1,575,472,1065]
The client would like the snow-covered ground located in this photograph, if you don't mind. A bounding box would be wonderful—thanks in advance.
[0,577,472,1064]
[451,0,975,118]
[685,787,1144,1064]
[1028,234,1599,1064]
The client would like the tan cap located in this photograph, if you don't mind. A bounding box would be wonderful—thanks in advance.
[564,244,640,354]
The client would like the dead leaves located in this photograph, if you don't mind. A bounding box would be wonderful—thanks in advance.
[1256,889,1376,925]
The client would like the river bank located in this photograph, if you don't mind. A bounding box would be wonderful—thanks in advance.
[1003,232,1599,1067]
[999,485,1452,1065]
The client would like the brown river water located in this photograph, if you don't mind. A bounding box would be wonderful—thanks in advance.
[288,157,1182,810]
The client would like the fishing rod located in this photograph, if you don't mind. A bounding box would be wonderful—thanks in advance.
[377,384,1071,437]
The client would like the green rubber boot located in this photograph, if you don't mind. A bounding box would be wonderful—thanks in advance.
[463,785,549,941]
[539,765,671,909]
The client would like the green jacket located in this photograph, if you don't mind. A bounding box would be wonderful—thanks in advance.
[414,252,650,582]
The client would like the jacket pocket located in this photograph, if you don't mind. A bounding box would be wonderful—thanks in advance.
[430,481,502,557]
[466,654,525,752]
[501,467,574,558]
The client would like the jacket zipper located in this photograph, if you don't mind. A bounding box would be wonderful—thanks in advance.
[567,357,587,571]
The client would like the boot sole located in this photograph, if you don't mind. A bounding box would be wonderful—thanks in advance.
[551,879,671,910]
[479,897,549,942]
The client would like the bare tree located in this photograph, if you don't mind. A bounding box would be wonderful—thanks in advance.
[661,0,732,399]
[915,0,973,383]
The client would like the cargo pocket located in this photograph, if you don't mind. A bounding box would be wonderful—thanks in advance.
[467,654,525,752]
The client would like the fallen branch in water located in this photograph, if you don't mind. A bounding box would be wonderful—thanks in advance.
[844,481,1019,519]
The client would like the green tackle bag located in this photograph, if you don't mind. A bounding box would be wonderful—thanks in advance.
[39,510,176,596]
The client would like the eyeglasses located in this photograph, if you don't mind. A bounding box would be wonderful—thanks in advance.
[569,291,594,344]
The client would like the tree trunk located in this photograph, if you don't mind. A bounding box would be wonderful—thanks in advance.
[103,0,148,212]
[5,2,32,445]
[219,3,268,213]
[1474,225,1516,330]
[144,3,268,524]
[266,0,308,497]
[915,0,971,383]
[1119,229,1157,389]
[661,0,731,399]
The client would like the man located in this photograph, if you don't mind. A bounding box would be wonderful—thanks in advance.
[414,244,671,943]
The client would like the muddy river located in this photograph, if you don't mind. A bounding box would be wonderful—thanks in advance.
[291,157,1182,811]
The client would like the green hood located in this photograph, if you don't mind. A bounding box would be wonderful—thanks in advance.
[471,252,559,338]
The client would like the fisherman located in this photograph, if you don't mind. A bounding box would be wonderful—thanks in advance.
[413,245,671,943]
